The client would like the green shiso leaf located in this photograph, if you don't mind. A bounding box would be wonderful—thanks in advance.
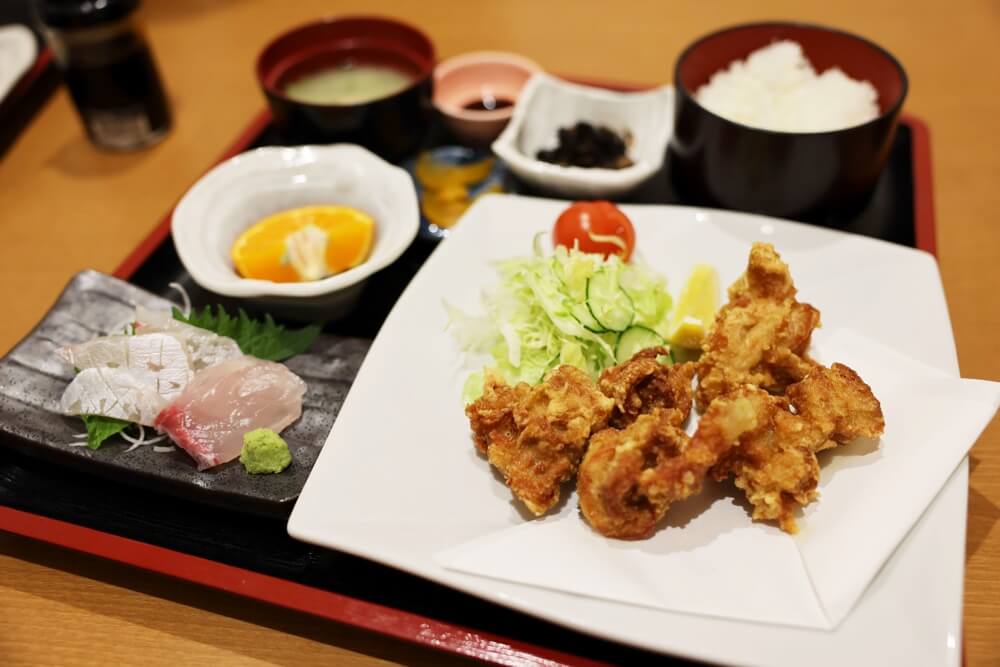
[81,414,130,450]
[173,305,321,361]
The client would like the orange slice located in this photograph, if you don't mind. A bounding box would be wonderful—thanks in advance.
[231,206,375,282]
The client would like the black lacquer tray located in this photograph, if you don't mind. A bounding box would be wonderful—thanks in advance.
[0,80,936,664]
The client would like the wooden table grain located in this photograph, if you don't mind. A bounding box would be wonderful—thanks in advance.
[2,1,998,664]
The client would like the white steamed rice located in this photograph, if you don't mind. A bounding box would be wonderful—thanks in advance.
[694,40,879,133]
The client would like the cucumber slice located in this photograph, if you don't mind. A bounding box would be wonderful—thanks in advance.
[570,302,607,333]
[586,269,634,332]
[615,325,666,363]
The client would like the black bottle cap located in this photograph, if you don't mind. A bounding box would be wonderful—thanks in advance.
[37,0,140,29]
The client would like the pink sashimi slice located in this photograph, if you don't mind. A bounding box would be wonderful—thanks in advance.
[154,356,307,470]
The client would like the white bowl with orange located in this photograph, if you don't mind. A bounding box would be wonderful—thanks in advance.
[172,144,419,318]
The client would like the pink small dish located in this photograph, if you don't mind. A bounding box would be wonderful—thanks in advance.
[433,51,542,146]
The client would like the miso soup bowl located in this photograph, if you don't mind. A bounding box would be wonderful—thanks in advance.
[256,16,435,160]
[669,22,908,220]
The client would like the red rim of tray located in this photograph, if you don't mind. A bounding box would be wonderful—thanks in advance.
[2,75,940,667]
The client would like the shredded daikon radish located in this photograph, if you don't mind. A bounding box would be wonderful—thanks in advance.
[121,424,168,452]
[168,282,192,318]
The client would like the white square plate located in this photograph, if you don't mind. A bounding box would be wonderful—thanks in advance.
[288,195,964,667]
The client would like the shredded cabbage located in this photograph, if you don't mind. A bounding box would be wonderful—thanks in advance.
[448,243,672,403]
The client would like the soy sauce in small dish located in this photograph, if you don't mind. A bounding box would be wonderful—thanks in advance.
[463,94,513,112]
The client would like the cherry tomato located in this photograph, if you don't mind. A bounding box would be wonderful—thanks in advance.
[553,201,636,261]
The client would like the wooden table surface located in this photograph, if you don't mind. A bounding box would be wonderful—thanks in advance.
[1,0,998,664]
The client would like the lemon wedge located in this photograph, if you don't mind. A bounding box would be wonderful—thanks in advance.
[667,264,720,349]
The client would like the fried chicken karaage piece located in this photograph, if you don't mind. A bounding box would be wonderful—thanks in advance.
[466,365,613,515]
[696,243,821,410]
[578,394,758,539]
[466,373,529,455]
[598,347,695,429]
[710,364,885,533]
[787,363,885,449]
[709,388,823,533]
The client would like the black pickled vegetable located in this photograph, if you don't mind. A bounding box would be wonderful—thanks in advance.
[536,121,634,169]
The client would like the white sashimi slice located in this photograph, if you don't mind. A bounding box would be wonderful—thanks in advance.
[61,367,171,425]
[134,305,243,371]
[154,356,307,470]
[59,333,193,426]
[59,335,132,369]
[59,332,192,400]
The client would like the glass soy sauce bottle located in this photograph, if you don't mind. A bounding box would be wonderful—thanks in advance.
[37,0,171,151]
